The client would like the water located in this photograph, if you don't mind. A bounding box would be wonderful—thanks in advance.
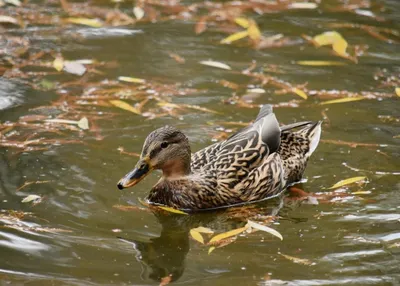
[1,0,399,285]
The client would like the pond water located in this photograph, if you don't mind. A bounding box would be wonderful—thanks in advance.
[1,0,399,285]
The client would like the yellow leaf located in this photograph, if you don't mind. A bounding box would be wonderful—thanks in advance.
[157,206,188,215]
[332,38,348,57]
[246,220,283,240]
[351,190,371,195]
[191,226,214,234]
[199,60,231,70]
[248,19,261,42]
[296,61,347,66]
[209,226,247,243]
[53,57,64,72]
[234,17,250,28]
[320,96,365,105]
[190,229,204,244]
[118,76,146,84]
[329,176,367,189]
[279,253,314,265]
[395,87,400,97]
[66,17,103,28]
[292,88,308,100]
[220,30,249,44]
[110,100,141,114]
[313,31,344,47]
[208,246,216,254]
[133,6,145,20]
[289,2,318,9]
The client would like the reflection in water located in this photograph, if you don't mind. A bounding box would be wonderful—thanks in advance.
[118,196,291,283]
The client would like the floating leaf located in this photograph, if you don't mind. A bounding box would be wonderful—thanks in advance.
[247,88,266,94]
[160,275,172,286]
[199,60,231,70]
[118,76,146,84]
[4,0,21,6]
[209,226,247,243]
[77,117,89,130]
[21,195,41,203]
[63,61,86,76]
[320,96,365,105]
[133,6,144,20]
[313,31,344,47]
[352,190,371,195]
[45,117,89,130]
[191,226,214,234]
[66,17,103,28]
[190,229,204,244]
[279,253,314,265]
[234,17,250,28]
[157,206,188,215]
[313,31,349,58]
[395,87,400,97]
[329,176,367,189]
[109,100,140,114]
[0,15,19,25]
[246,220,283,240]
[208,246,216,254]
[297,61,347,66]
[289,2,317,9]
[332,38,348,57]
[248,20,261,42]
[292,88,308,99]
[221,30,249,44]
[53,57,64,72]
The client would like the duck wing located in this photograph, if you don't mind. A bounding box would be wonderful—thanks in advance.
[191,105,280,171]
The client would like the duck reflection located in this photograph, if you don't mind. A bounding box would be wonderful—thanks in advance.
[119,194,304,283]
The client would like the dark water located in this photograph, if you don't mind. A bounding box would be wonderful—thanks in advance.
[1,0,400,285]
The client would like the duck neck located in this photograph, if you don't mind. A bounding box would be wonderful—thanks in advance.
[161,158,191,179]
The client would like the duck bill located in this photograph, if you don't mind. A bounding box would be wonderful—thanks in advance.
[117,160,151,190]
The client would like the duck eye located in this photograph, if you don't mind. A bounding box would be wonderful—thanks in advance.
[160,142,169,149]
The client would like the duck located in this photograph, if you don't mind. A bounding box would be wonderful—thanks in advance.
[117,105,322,210]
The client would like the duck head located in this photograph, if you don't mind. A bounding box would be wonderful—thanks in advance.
[117,126,191,190]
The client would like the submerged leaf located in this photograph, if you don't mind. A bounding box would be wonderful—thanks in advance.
[21,195,41,203]
[157,206,188,215]
[246,220,283,240]
[199,60,231,70]
[221,30,249,44]
[190,229,205,244]
[209,226,247,243]
[296,61,347,66]
[66,17,103,28]
[118,76,146,84]
[279,253,314,265]
[329,176,367,189]
[208,246,216,254]
[110,100,140,114]
[320,96,365,105]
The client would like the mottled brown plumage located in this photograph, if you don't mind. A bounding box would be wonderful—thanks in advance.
[117,105,322,210]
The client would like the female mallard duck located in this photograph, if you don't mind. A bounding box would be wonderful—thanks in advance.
[117,105,321,210]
